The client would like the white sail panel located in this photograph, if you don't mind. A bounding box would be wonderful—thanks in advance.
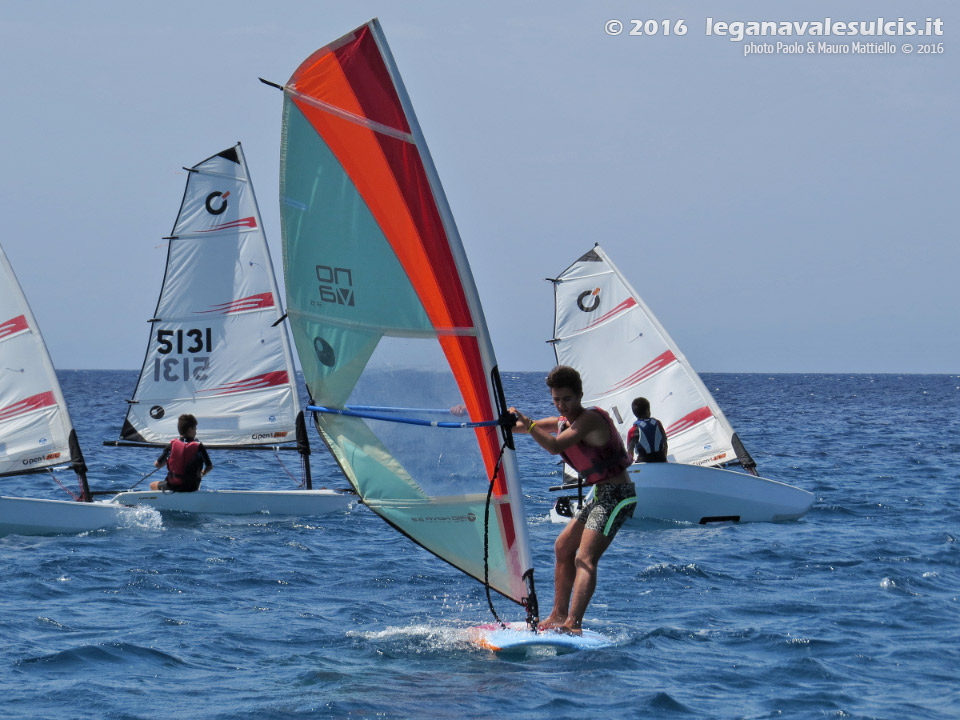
[120,145,299,447]
[551,246,752,469]
[0,244,77,477]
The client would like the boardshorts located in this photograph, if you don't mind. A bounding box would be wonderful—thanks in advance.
[575,482,637,539]
[156,478,200,492]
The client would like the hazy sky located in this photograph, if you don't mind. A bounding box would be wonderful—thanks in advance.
[2,1,955,373]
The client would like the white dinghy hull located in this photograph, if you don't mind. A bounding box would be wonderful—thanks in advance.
[0,495,128,536]
[550,462,814,526]
[109,488,352,516]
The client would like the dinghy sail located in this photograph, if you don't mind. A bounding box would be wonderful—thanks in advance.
[0,244,90,495]
[551,244,754,470]
[274,19,538,618]
[105,144,349,516]
[548,245,813,524]
[1,243,128,535]
[113,143,300,450]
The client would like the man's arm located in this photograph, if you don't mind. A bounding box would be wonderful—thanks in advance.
[511,407,606,456]
[198,444,213,476]
[511,412,560,435]
[155,443,171,468]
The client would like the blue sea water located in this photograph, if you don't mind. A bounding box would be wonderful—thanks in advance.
[1,370,958,719]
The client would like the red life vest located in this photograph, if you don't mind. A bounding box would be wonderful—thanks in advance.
[166,438,202,491]
[558,407,632,486]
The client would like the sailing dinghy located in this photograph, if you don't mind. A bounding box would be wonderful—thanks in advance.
[548,245,813,525]
[0,244,131,536]
[104,144,350,517]
[272,19,542,635]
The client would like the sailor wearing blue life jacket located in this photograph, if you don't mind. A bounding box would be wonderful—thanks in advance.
[626,397,668,463]
[510,365,636,636]
[150,413,213,492]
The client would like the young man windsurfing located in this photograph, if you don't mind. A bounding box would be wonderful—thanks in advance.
[510,365,636,635]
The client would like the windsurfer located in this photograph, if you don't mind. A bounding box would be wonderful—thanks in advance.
[151,414,213,492]
[626,397,668,463]
[510,365,636,635]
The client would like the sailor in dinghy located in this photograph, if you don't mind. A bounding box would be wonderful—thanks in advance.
[547,245,814,525]
[150,414,213,492]
[102,143,350,518]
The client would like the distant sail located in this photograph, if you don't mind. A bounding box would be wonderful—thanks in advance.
[279,20,536,610]
[0,243,87,483]
[550,245,755,470]
[119,144,300,447]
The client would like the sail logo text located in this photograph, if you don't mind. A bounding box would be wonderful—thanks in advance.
[413,513,477,523]
[315,265,355,307]
[22,451,61,466]
[692,452,729,466]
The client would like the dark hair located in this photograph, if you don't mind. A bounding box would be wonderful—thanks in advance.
[631,397,651,418]
[546,365,582,395]
[177,413,198,436]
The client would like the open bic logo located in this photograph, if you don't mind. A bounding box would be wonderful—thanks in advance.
[316,265,355,306]
[577,288,601,312]
[205,191,229,215]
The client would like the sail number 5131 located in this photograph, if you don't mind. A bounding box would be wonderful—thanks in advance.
[156,328,213,355]
[154,328,213,382]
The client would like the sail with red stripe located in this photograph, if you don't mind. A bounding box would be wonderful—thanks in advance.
[0,244,83,478]
[550,245,755,470]
[278,20,536,613]
[117,144,299,447]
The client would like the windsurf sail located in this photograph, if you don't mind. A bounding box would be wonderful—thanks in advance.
[114,143,301,450]
[550,245,756,471]
[0,243,91,499]
[275,19,537,620]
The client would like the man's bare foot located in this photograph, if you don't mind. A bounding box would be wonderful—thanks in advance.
[538,614,567,631]
[557,623,582,636]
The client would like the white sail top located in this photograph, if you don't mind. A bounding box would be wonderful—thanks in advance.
[119,144,299,447]
[550,245,755,470]
[0,243,79,477]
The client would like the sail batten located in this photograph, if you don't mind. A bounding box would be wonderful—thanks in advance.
[286,89,417,143]
[280,20,535,613]
[287,308,480,338]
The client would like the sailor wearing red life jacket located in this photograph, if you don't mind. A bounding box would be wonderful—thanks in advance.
[149,413,213,492]
[510,365,637,636]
